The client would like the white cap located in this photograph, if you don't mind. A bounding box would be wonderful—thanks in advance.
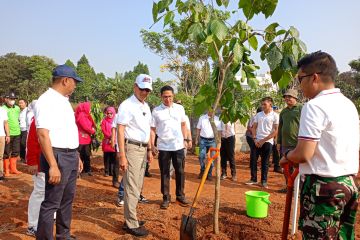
[135,74,153,91]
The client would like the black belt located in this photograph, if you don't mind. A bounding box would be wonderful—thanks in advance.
[53,147,77,153]
[125,139,148,147]
[200,136,214,141]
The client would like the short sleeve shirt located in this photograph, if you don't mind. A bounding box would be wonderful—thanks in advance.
[2,105,20,136]
[298,88,359,177]
[196,114,222,138]
[221,122,235,138]
[254,110,279,143]
[0,108,8,137]
[116,95,151,143]
[19,107,27,131]
[35,88,79,149]
[151,103,186,151]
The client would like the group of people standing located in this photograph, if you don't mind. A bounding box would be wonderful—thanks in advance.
[1,50,358,240]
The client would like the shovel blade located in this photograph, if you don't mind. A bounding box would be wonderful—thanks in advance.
[180,214,197,240]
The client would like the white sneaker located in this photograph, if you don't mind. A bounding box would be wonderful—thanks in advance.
[116,197,124,207]
[26,227,37,236]
[245,180,258,185]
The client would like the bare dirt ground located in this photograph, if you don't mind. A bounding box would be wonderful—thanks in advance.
[1,151,359,240]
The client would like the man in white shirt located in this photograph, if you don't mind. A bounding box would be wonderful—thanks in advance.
[35,65,83,240]
[195,111,222,181]
[18,98,28,162]
[0,107,10,181]
[248,97,279,188]
[116,74,153,237]
[280,51,359,239]
[220,122,236,181]
[150,85,191,209]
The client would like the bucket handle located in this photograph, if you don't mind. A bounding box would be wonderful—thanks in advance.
[262,197,271,205]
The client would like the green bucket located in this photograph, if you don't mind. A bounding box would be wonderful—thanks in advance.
[245,191,271,218]
[194,146,200,156]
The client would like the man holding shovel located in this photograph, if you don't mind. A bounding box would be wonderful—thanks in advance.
[280,51,359,239]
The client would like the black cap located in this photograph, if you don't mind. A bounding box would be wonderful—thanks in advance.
[52,64,83,82]
[5,92,17,99]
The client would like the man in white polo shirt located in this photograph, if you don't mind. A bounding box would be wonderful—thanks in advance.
[280,51,359,239]
[195,111,222,181]
[150,85,190,209]
[116,74,153,237]
[35,65,83,240]
[248,97,279,188]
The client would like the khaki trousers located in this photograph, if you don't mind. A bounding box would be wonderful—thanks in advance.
[0,136,5,176]
[124,143,147,229]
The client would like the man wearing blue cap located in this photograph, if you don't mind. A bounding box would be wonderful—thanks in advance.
[35,65,83,240]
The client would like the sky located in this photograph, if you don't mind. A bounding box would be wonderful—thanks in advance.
[1,0,359,82]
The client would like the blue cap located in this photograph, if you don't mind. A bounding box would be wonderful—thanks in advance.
[52,64,83,82]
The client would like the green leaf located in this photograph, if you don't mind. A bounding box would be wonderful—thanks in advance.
[241,69,246,82]
[205,35,213,43]
[296,38,307,52]
[248,35,258,50]
[238,0,255,20]
[216,0,222,6]
[188,23,203,42]
[276,29,286,35]
[210,19,228,41]
[223,0,230,8]
[278,71,293,89]
[270,66,284,83]
[266,46,283,71]
[233,42,244,64]
[289,26,299,38]
[164,11,174,26]
[248,78,258,89]
[262,0,278,18]
[265,22,279,33]
[207,43,218,61]
[152,2,158,22]
[259,44,268,61]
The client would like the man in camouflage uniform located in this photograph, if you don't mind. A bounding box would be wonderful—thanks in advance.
[280,51,359,239]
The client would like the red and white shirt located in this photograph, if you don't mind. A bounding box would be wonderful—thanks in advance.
[298,88,359,177]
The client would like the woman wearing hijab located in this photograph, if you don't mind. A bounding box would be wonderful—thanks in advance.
[101,106,119,187]
[75,102,96,176]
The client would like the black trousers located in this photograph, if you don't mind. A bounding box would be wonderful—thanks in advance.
[36,149,78,240]
[78,144,91,173]
[246,136,256,170]
[4,135,20,159]
[104,152,119,183]
[251,142,272,183]
[220,135,236,176]
[272,142,280,169]
[158,149,185,201]
[20,131,27,160]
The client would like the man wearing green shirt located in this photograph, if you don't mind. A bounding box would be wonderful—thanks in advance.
[277,89,302,191]
[2,92,22,175]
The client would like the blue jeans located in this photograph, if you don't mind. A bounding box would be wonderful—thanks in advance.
[118,179,124,198]
[199,137,216,176]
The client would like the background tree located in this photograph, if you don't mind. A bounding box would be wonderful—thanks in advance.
[74,54,97,102]
[152,0,306,233]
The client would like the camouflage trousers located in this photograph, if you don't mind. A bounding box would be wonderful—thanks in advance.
[299,174,359,240]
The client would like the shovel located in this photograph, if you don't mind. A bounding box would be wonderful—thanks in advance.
[180,147,220,240]
[281,163,299,240]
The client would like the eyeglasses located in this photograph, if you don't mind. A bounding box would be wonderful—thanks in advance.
[297,72,322,84]
[138,87,151,92]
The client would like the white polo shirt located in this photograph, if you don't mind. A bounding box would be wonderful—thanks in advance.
[197,114,222,138]
[254,110,279,143]
[112,113,119,152]
[0,108,8,137]
[298,88,359,177]
[221,122,235,138]
[116,95,151,143]
[19,107,27,131]
[151,103,186,151]
[35,88,79,149]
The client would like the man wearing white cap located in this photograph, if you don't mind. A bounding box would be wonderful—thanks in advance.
[116,74,153,237]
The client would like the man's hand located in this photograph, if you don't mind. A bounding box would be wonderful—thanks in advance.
[147,150,153,164]
[187,141,192,149]
[151,147,159,157]
[255,139,264,148]
[48,165,61,185]
[5,136,10,144]
[194,138,198,146]
[78,158,83,173]
[119,154,128,171]
[276,144,281,152]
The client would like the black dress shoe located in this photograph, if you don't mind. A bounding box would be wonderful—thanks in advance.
[122,220,146,230]
[160,200,170,209]
[125,226,148,237]
[176,198,190,207]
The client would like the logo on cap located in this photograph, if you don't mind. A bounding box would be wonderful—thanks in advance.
[142,77,151,83]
